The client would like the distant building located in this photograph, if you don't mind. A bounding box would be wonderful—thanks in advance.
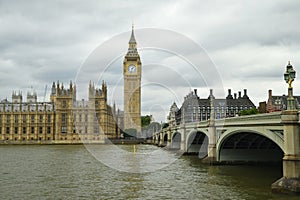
[258,101,267,113]
[266,89,300,113]
[168,89,256,125]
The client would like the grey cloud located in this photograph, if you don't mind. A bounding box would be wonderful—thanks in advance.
[0,0,299,122]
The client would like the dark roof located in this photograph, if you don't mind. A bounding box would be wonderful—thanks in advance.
[269,95,300,108]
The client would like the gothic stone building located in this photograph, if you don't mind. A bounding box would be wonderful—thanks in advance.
[266,89,300,113]
[0,81,119,143]
[168,88,256,126]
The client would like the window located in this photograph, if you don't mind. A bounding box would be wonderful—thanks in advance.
[6,115,11,123]
[94,125,99,134]
[39,127,43,134]
[0,127,2,134]
[0,115,2,124]
[31,115,35,123]
[73,114,76,122]
[62,100,66,108]
[14,115,18,123]
[23,115,26,123]
[47,115,51,123]
[23,127,26,134]
[14,127,18,134]
[79,114,82,122]
[31,127,35,134]
[47,127,51,134]
[85,114,88,122]
[39,115,43,123]
[61,126,67,133]
[6,127,10,134]
[62,114,66,123]
[95,101,99,107]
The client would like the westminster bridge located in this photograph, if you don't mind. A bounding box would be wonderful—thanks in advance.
[152,110,300,193]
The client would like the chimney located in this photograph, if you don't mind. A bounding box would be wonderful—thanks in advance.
[234,93,237,99]
[209,89,214,99]
[243,89,248,98]
[268,89,272,98]
[227,89,233,99]
[238,91,241,98]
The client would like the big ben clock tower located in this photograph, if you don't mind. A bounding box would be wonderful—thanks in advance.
[123,24,141,133]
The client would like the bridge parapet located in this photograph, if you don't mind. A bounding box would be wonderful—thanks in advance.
[154,112,284,139]
[216,112,282,127]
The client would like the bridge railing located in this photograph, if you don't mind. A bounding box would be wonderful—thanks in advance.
[215,112,282,126]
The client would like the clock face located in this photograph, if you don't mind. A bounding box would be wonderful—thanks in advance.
[128,65,136,73]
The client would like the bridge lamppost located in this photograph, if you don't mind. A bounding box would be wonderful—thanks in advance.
[272,61,300,194]
[284,61,296,110]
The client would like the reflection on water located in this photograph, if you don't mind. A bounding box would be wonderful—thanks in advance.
[0,145,298,199]
[85,144,180,173]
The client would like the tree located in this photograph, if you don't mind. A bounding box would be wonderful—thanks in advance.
[162,123,169,129]
[239,108,259,116]
[141,115,151,127]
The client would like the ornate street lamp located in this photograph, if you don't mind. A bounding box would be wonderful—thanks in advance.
[284,61,296,110]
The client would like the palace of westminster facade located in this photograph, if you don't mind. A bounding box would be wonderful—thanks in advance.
[0,26,142,143]
[0,81,119,143]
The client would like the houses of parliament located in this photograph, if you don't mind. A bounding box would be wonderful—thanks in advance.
[0,26,142,143]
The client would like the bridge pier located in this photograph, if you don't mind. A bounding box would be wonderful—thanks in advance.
[159,132,164,147]
[180,127,187,152]
[154,134,159,145]
[272,110,300,194]
[166,130,171,148]
[202,119,217,164]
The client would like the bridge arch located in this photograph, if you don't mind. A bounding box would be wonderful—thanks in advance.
[171,131,181,150]
[186,130,209,158]
[217,129,284,162]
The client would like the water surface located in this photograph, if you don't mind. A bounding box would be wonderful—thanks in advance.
[0,145,297,199]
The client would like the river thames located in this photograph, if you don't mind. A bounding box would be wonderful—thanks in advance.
[0,144,298,200]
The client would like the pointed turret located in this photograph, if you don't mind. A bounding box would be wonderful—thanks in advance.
[129,23,136,44]
[126,23,139,58]
[51,82,56,95]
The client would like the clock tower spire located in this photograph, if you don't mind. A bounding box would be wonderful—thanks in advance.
[123,24,142,133]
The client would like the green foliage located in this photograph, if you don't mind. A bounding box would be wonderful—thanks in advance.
[123,128,137,138]
[141,115,151,127]
[238,108,259,116]
[162,123,169,129]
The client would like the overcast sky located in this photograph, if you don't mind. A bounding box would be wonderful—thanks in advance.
[1,0,300,122]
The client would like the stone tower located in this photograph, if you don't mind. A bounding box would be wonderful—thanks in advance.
[123,24,142,133]
[50,81,76,140]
